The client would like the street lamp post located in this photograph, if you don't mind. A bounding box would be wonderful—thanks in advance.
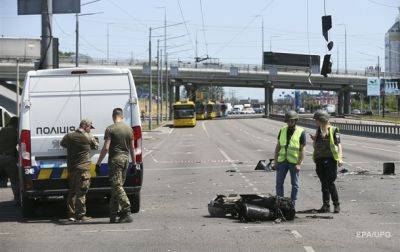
[106,22,114,62]
[337,24,348,74]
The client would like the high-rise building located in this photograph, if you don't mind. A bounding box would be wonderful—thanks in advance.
[385,8,400,76]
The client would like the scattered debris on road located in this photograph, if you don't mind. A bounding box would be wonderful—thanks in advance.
[306,215,334,219]
[208,194,295,222]
[254,159,275,172]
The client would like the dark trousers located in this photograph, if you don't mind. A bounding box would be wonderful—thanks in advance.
[315,158,339,206]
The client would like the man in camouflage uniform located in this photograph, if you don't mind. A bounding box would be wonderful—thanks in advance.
[61,119,99,222]
[96,108,135,223]
[0,117,20,205]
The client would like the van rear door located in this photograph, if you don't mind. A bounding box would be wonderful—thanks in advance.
[79,73,132,177]
[29,75,80,180]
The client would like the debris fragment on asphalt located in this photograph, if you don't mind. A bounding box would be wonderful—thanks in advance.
[306,215,333,219]
[226,169,237,173]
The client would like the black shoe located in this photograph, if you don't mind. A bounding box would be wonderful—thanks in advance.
[317,204,330,213]
[110,216,117,223]
[118,213,133,223]
[334,204,340,213]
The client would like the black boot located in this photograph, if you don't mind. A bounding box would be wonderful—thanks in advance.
[333,203,340,213]
[118,212,133,223]
[317,203,330,213]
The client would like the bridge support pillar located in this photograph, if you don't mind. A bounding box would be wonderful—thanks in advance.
[264,86,273,116]
[344,91,351,115]
[337,91,344,115]
[175,85,180,102]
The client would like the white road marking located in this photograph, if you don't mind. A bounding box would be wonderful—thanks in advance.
[248,183,254,186]
[143,150,154,158]
[291,230,302,239]
[146,164,254,171]
[202,121,210,138]
[0,233,13,235]
[82,229,153,233]
[303,246,315,252]
[379,223,400,225]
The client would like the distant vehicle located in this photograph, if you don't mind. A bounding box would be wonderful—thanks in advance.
[352,109,361,115]
[243,107,255,114]
[254,108,264,114]
[173,100,196,127]
[233,105,244,114]
[18,68,143,217]
[326,105,336,114]
[225,103,233,114]
[206,101,216,119]
[298,108,306,114]
[243,103,251,109]
[195,102,207,120]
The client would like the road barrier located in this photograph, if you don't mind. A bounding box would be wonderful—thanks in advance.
[268,114,400,140]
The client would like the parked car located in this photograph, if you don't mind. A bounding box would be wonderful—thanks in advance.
[243,108,255,114]
[352,109,361,115]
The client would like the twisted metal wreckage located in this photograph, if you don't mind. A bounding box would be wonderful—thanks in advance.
[208,194,296,222]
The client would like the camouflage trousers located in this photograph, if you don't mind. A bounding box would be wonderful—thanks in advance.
[109,155,131,216]
[67,168,91,218]
[0,154,19,203]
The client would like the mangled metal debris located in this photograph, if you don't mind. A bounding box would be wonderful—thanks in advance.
[208,194,295,222]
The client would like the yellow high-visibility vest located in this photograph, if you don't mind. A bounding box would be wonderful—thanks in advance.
[313,126,340,162]
[278,126,304,164]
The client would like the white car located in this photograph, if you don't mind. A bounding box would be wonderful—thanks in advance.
[18,68,143,216]
[352,109,361,115]
[243,108,255,114]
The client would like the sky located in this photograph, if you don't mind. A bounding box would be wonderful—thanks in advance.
[1,0,399,100]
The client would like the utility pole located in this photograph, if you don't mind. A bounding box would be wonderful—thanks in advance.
[345,26,348,74]
[336,45,339,74]
[378,55,381,116]
[195,30,198,68]
[160,49,163,122]
[106,23,113,62]
[163,9,168,121]
[75,13,79,67]
[261,16,264,56]
[16,59,19,115]
[148,27,153,130]
[41,0,53,69]
[157,39,160,125]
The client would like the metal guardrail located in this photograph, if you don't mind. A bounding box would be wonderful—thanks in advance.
[269,114,400,140]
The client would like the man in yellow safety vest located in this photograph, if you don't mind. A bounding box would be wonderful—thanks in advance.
[273,111,306,208]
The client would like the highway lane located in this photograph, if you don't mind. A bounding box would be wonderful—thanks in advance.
[0,118,399,251]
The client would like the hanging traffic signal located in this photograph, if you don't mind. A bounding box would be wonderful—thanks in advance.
[321,54,332,77]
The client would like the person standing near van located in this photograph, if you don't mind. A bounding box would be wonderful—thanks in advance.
[0,117,20,205]
[61,119,99,222]
[273,111,306,208]
[96,108,135,223]
[311,110,343,213]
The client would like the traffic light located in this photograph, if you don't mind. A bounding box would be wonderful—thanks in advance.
[322,15,332,42]
[321,54,332,77]
[321,15,333,77]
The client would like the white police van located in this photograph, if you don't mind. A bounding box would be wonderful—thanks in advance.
[18,68,143,217]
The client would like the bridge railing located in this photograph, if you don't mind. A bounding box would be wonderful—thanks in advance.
[269,114,400,140]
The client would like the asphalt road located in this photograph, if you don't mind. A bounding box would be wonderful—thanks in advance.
[1,118,400,252]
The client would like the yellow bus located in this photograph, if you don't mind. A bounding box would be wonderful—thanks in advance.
[173,100,196,127]
[195,102,207,120]
[206,101,216,119]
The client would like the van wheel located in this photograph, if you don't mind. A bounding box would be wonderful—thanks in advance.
[129,193,140,213]
[21,196,35,218]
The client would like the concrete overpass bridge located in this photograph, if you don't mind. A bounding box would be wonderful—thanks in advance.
[0,62,369,116]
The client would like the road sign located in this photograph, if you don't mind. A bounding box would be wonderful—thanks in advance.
[367,77,380,96]
[263,52,320,70]
[229,67,239,76]
[170,66,179,77]
[18,0,81,15]
[142,64,150,75]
